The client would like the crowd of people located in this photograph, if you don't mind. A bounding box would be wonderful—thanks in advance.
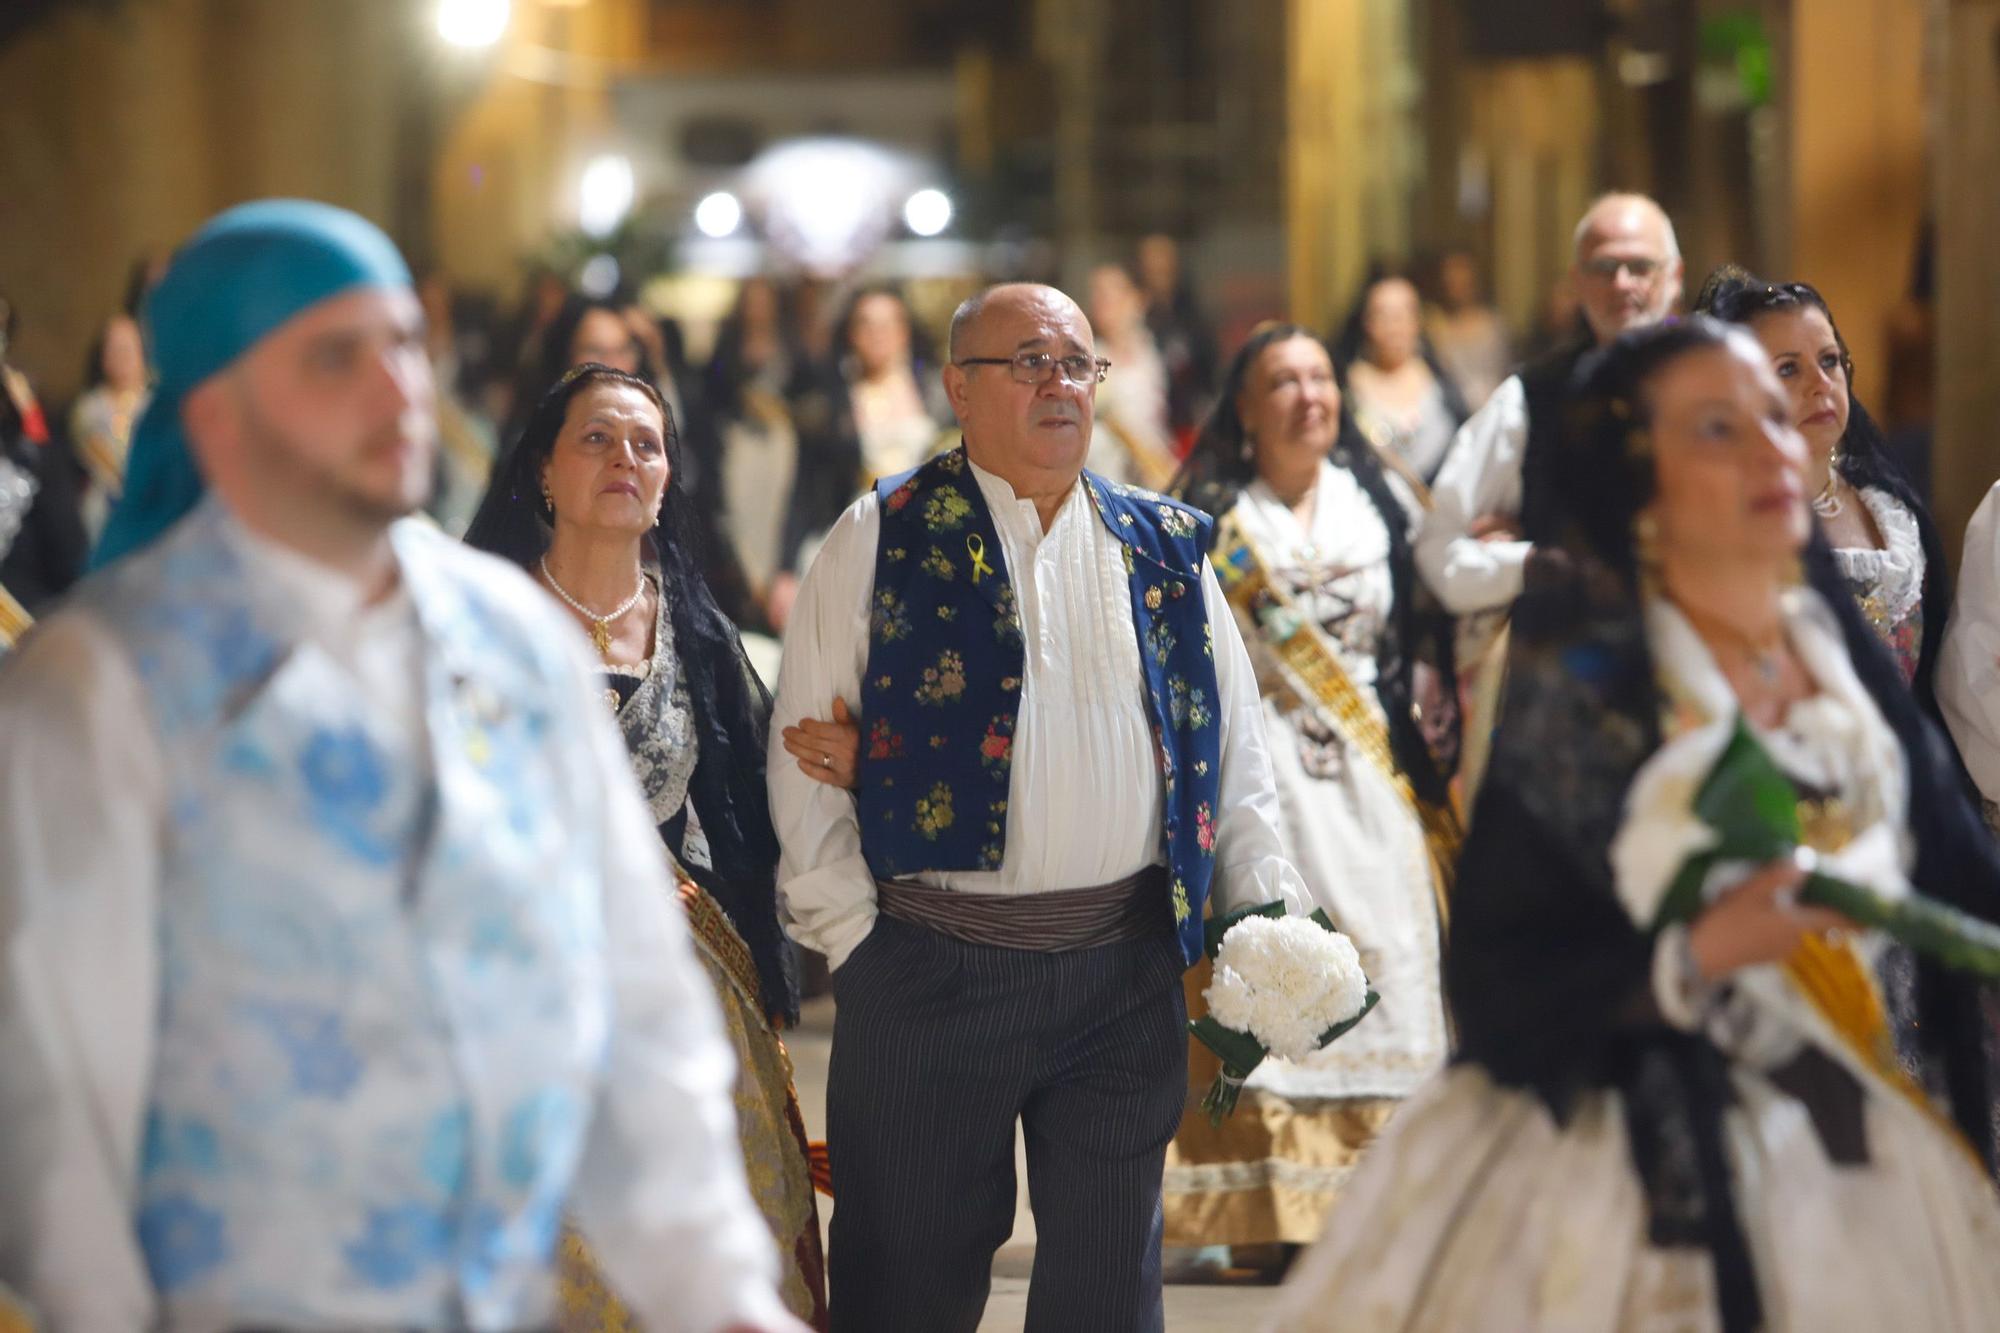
[0,233,1522,660]
[3,184,2000,1333]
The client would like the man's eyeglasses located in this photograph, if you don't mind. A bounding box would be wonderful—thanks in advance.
[955,351,1112,386]
[1580,256,1666,282]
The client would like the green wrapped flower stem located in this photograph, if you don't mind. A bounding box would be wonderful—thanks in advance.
[1795,862,2000,980]
[1657,719,2000,980]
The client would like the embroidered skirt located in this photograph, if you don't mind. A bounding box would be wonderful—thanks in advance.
[558,884,828,1331]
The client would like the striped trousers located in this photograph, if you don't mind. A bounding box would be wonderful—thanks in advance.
[825,915,1188,1333]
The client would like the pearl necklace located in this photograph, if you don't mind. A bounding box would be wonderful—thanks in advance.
[539,556,646,660]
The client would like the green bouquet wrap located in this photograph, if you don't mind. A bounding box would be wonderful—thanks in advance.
[1657,718,2000,978]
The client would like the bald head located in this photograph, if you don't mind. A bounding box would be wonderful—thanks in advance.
[948,283,1088,362]
[1570,193,1684,344]
[1573,193,1680,263]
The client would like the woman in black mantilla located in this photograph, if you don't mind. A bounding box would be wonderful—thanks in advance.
[1693,267,1951,715]
[1270,319,2000,1331]
[465,364,851,1330]
[1163,324,1459,1257]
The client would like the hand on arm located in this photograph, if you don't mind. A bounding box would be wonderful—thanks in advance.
[767,498,884,970]
[780,695,861,789]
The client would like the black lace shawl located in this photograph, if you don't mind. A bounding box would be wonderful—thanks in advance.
[464,366,797,1026]
[1449,322,2000,1332]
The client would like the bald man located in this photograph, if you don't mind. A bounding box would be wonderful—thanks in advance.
[1416,192,1685,616]
[769,284,1307,1332]
[0,202,799,1333]
[1414,194,1683,795]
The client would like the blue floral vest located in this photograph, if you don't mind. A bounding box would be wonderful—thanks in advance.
[80,501,613,1328]
[858,448,1223,965]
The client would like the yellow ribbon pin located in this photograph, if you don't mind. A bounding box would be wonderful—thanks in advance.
[966,533,995,583]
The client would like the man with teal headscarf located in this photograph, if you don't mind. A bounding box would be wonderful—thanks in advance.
[0,201,802,1333]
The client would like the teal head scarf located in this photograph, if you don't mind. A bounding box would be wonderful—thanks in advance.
[91,199,413,569]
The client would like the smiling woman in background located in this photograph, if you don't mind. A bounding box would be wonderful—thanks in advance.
[1167,323,1458,1266]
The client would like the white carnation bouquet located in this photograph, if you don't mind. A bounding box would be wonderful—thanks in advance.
[1190,902,1378,1122]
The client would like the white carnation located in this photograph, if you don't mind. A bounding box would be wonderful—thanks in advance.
[1203,916,1369,1062]
[1205,963,1258,1032]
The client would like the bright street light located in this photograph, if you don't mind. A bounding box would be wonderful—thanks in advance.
[695,191,744,239]
[904,188,953,237]
[579,154,635,238]
[437,0,510,49]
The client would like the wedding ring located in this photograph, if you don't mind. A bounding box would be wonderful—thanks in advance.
[821,754,833,768]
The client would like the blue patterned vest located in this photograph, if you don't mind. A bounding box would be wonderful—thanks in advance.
[858,448,1223,965]
[81,502,614,1329]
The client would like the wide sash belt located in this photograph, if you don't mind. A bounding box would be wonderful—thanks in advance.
[874,865,1170,952]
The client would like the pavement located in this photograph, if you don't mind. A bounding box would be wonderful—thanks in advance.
[788,996,1284,1332]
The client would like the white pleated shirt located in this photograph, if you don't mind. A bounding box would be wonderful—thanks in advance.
[768,459,1308,969]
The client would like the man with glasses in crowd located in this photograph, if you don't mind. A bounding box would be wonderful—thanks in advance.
[1416,191,1684,612]
[768,283,1307,1333]
[1413,192,1684,791]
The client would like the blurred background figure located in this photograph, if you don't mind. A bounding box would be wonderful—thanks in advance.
[0,292,84,636]
[1425,246,1511,410]
[1332,267,1470,483]
[707,276,811,627]
[1521,272,1586,362]
[505,291,756,630]
[1138,233,1220,452]
[706,276,860,634]
[1088,261,1179,490]
[67,311,149,540]
[1939,478,2000,833]
[417,270,499,536]
[505,293,654,448]
[835,283,949,484]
